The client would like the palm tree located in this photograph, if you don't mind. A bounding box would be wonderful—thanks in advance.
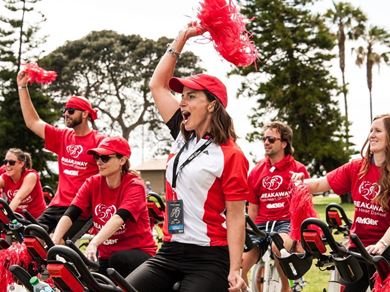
[354,26,390,122]
[325,1,366,150]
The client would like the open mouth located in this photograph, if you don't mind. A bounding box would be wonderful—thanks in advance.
[182,111,191,123]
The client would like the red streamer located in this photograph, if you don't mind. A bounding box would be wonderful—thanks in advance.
[289,183,320,241]
[0,242,33,291]
[197,0,258,67]
[374,272,390,291]
[23,63,57,84]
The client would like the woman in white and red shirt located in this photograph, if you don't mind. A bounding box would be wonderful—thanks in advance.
[52,136,156,277]
[293,114,390,292]
[126,23,249,292]
[0,148,46,218]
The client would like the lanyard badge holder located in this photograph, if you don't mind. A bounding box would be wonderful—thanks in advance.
[168,138,212,234]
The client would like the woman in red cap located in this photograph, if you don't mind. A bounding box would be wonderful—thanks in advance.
[126,24,249,292]
[0,148,46,218]
[52,136,157,277]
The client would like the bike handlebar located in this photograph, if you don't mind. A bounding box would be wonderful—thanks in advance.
[24,224,55,249]
[65,240,100,271]
[0,198,17,222]
[9,265,34,292]
[325,203,352,232]
[107,268,138,292]
[301,217,348,257]
[245,214,267,238]
[47,245,121,292]
[349,233,390,281]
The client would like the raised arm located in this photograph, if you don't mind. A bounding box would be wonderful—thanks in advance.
[16,71,47,139]
[8,172,37,212]
[149,23,203,123]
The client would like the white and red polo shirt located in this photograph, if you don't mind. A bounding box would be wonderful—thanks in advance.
[163,113,249,246]
[248,155,309,224]
[327,158,390,247]
[71,173,157,259]
[44,125,105,207]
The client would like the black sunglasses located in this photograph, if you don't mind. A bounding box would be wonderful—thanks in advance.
[93,154,118,163]
[3,159,17,166]
[62,108,79,115]
[262,136,282,144]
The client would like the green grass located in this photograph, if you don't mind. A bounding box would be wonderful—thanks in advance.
[302,195,354,292]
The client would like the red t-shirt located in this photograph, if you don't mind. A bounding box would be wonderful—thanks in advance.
[44,125,105,207]
[327,158,390,247]
[2,169,46,218]
[71,173,157,259]
[248,155,309,224]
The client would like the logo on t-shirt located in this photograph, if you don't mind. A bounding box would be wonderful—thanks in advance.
[95,203,117,223]
[359,181,380,201]
[356,216,378,226]
[66,144,83,158]
[262,175,283,191]
[266,202,285,209]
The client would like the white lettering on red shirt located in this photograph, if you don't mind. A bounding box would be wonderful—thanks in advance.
[44,125,105,207]
[327,158,390,247]
[248,155,309,224]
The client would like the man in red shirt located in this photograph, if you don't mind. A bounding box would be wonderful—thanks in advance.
[242,121,309,292]
[17,71,105,239]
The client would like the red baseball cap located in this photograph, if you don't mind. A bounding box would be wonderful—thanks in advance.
[169,74,228,108]
[87,136,131,157]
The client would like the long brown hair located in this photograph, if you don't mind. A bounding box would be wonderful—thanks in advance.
[359,114,390,209]
[180,91,237,144]
[118,155,140,178]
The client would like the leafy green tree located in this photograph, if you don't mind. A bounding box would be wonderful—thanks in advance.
[0,0,59,186]
[324,2,367,150]
[236,0,350,176]
[39,30,202,158]
[353,26,390,122]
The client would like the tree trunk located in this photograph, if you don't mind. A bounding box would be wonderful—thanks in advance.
[341,71,349,149]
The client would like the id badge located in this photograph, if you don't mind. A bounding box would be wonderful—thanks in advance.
[167,199,184,234]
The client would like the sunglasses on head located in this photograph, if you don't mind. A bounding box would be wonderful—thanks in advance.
[262,136,281,144]
[92,154,118,163]
[3,159,17,166]
[62,108,79,115]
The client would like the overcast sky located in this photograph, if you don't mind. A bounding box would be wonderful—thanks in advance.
[35,0,390,167]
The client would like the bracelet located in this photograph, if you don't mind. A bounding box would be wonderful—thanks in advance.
[166,45,181,59]
[380,240,388,248]
[18,85,27,90]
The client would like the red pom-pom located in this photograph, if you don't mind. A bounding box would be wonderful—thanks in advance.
[197,0,258,67]
[23,63,57,84]
[0,242,33,291]
[373,272,390,291]
[289,183,320,241]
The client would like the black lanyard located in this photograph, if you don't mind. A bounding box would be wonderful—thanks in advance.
[171,138,212,189]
